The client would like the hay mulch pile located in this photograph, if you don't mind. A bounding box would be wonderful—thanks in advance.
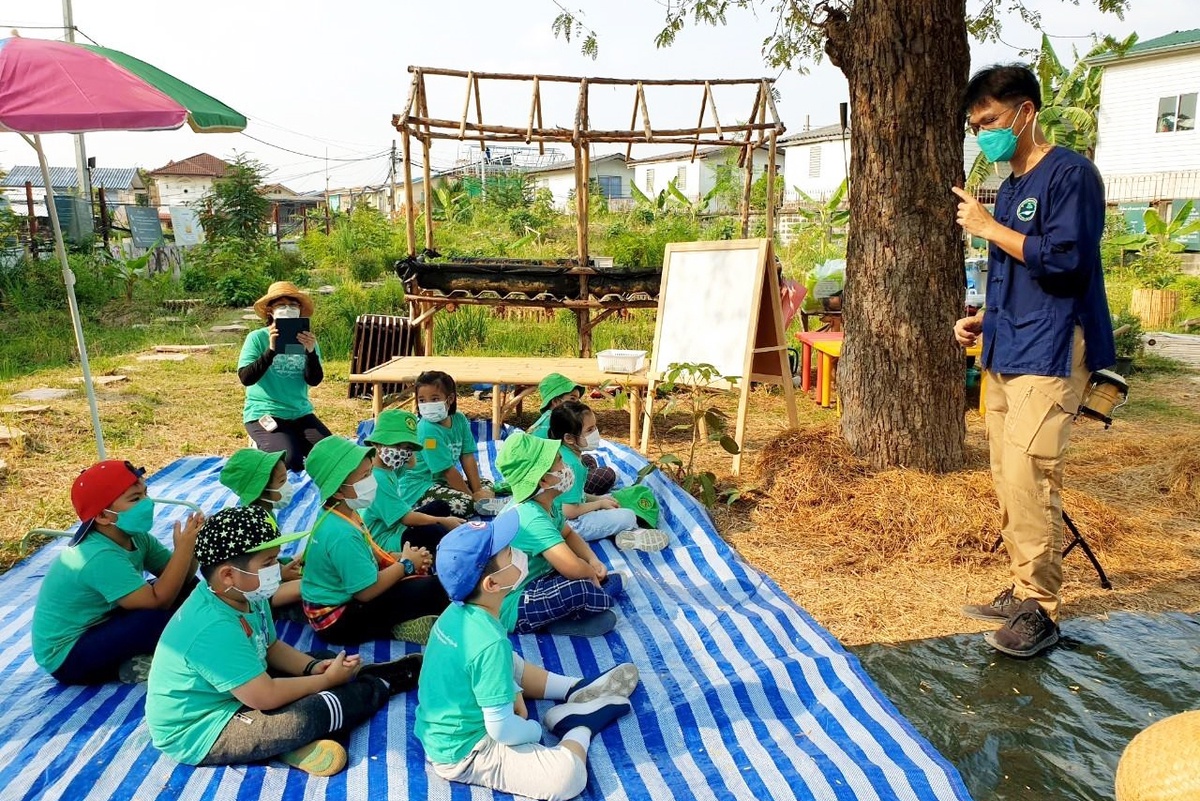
[723,408,1200,646]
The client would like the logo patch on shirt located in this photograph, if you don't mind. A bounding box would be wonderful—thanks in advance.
[1016,197,1038,222]
[424,438,438,450]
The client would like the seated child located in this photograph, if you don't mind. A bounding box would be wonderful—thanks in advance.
[219,448,305,608]
[416,513,637,800]
[32,460,204,685]
[408,370,494,517]
[548,401,668,552]
[300,436,449,645]
[527,373,583,439]
[362,409,464,554]
[494,433,622,637]
[146,506,421,776]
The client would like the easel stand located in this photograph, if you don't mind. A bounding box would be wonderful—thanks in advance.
[639,239,798,475]
[991,508,1113,590]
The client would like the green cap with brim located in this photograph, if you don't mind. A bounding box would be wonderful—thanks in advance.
[611,485,660,528]
[538,373,584,412]
[220,449,286,506]
[305,436,376,502]
[495,432,562,503]
[365,409,423,447]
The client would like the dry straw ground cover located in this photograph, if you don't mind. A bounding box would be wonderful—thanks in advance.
[2,345,1198,648]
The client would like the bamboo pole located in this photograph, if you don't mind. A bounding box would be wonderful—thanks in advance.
[459,72,474,139]
[756,80,769,147]
[707,83,723,138]
[765,128,777,241]
[422,134,434,251]
[691,83,710,162]
[527,76,540,143]
[738,88,762,168]
[741,140,754,237]
[472,72,486,154]
[394,72,419,128]
[407,65,772,86]
[401,116,775,140]
[625,90,640,160]
[637,82,652,141]
[401,127,416,258]
[535,84,545,155]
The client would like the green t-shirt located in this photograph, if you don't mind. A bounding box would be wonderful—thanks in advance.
[499,500,567,632]
[415,603,515,764]
[528,410,551,438]
[409,413,478,486]
[238,326,322,423]
[557,445,587,507]
[146,582,277,765]
[32,529,172,673]
[362,466,431,552]
[300,510,380,607]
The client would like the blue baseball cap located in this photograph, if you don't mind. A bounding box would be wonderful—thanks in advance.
[436,509,521,602]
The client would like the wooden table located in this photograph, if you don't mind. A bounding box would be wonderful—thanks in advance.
[349,356,650,445]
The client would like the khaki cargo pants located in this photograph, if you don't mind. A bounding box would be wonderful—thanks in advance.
[984,327,1091,619]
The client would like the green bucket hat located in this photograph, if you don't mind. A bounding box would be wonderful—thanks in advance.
[611,485,660,528]
[495,432,563,503]
[305,436,376,502]
[538,373,584,412]
[220,449,286,506]
[365,409,422,447]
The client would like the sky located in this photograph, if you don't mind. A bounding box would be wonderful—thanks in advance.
[1,0,1192,193]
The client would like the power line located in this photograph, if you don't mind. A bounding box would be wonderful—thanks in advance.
[238,131,387,162]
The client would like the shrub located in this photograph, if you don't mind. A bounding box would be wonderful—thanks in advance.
[213,270,269,307]
[310,278,407,359]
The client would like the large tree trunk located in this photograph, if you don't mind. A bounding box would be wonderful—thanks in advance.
[824,0,969,472]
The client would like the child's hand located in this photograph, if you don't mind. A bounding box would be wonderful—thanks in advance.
[472,486,495,501]
[439,516,466,529]
[589,558,608,583]
[173,511,205,553]
[593,497,620,511]
[323,651,358,686]
[400,543,433,573]
[514,693,528,720]
[281,561,303,582]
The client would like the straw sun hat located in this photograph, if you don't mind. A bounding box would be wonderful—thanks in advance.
[253,281,314,319]
[1115,709,1200,801]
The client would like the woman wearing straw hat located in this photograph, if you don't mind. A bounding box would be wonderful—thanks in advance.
[238,281,332,472]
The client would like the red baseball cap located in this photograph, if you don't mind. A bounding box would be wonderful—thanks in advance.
[70,460,146,544]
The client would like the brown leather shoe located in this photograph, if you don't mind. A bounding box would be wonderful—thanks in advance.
[961,585,1021,623]
[984,599,1060,658]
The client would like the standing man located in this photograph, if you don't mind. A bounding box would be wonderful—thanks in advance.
[952,64,1115,658]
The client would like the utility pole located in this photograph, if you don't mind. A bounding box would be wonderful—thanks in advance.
[63,0,92,206]
[389,140,398,220]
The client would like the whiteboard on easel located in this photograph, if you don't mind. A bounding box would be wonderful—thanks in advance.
[650,239,769,381]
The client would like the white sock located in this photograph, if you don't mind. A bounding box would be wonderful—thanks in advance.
[543,671,581,702]
[561,726,592,752]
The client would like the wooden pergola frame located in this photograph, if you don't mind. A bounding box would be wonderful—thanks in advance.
[392,66,786,355]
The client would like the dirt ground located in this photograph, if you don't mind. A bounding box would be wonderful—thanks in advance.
[2,344,1198,647]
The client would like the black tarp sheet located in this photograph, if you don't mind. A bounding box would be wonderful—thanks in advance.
[852,612,1200,800]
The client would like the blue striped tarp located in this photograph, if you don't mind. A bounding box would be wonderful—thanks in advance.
[0,427,972,801]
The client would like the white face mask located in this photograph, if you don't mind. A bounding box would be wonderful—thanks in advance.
[343,474,378,510]
[379,446,413,471]
[234,562,282,602]
[490,548,528,591]
[272,305,301,319]
[582,430,602,451]
[543,468,575,495]
[419,401,448,423]
[267,481,295,510]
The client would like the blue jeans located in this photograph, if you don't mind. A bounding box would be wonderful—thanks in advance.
[52,607,173,685]
[569,508,638,542]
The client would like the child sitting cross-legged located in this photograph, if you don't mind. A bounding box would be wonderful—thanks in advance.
[407,370,494,518]
[146,506,422,776]
[494,432,624,637]
[548,401,668,552]
[301,436,450,645]
[416,512,638,801]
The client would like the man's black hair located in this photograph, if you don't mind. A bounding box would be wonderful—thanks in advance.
[964,64,1042,114]
[464,554,503,602]
[200,552,257,583]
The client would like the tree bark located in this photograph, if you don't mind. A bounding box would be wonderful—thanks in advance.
[825,0,969,472]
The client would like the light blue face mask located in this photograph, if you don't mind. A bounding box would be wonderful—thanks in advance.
[107,497,155,534]
[976,103,1032,163]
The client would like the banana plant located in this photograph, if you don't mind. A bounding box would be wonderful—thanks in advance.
[665,176,722,217]
[793,178,849,248]
[1113,202,1200,254]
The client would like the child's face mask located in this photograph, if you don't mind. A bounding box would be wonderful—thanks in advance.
[342,474,378,510]
[489,548,528,592]
[542,468,575,495]
[380,446,414,471]
[105,497,155,534]
[582,429,602,451]
[233,562,282,602]
[419,401,448,423]
[266,481,295,510]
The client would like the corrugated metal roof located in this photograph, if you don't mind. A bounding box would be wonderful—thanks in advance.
[1090,29,1200,64]
[1,165,141,190]
[778,123,848,146]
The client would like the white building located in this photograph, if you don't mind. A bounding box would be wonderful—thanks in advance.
[147,153,231,211]
[524,153,633,209]
[628,145,780,211]
[1090,29,1200,204]
[780,124,1005,203]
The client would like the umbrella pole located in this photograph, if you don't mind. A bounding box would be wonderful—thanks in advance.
[31,135,107,459]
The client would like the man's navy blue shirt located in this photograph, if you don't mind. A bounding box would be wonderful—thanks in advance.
[981,146,1116,376]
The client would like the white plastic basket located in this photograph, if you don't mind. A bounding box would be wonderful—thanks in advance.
[596,349,647,374]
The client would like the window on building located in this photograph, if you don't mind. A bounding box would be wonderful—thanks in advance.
[675,166,688,191]
[1158,93,1197,132]
[645,168,656,194]
[809,146,822,178]
[597,175,621,198]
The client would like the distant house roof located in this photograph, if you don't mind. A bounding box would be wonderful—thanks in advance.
[1089,29,1200,65]
[628,144,773,167]
[1,166,143,190]
[778,123,848,146]
[147,153,231,177]
[521,153,624,176]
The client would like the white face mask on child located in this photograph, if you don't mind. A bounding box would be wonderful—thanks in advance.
[379,446,413,471]
[343,474,378,510]
[234,562,282,602]
[267,481,295,510]
[542,468,575,495]
[419,401,448,423]
[582,430,601,451]
[490,548,529,591]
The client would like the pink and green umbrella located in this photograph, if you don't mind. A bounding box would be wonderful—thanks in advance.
[0,35,247,458]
